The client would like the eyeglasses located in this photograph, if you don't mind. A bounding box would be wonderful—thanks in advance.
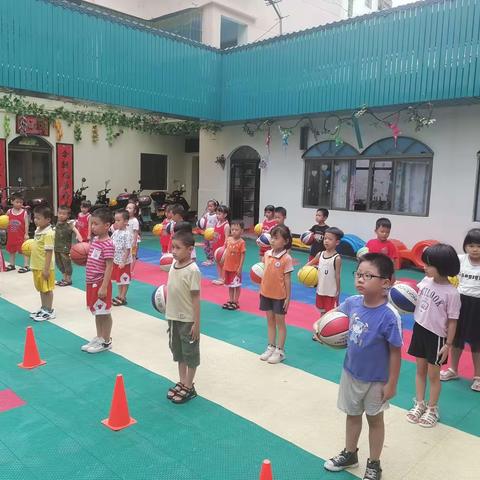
[353,271,386,281]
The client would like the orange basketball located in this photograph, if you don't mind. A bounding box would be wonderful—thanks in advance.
[70,242,90,266]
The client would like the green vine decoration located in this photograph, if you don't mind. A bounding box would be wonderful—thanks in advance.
[73,122,82,142]
[3,115,11,138]
[0,94,221,141]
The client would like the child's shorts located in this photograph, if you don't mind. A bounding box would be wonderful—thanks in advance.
[32,270,55,293]
[168,320,200,368]
[224,271,242,288]
[86,281,112,315]
[259,294,286,315]
[408,322,448,366]
[6,240,23,255]
[337,369,389,417]
[55,252,72,275]
[316,294,337,312]
[112,263,131,285]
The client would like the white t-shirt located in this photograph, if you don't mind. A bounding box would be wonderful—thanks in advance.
[127,217,140,244]
[414,276,461,337]
[111,229,133,265]
[205,212,218,229]
[458,254,480,298]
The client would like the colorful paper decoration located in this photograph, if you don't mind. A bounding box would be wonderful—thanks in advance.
[56,143,74,208]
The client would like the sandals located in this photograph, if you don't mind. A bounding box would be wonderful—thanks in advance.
[222,302,232,309]
[55,280,72,286]
[171,384,197,404]
[471,377,480,392]
[406,399,427,424]
[5,264,15,271]
[18,266,30,273]
[418,406,439,428]
[226,302,239,310]
[112,297,128,306]
[166,382,185,400]
[440,367,459,381]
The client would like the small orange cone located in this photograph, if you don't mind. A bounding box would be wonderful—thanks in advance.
[18,326,46,369]
[259,459,273,480]
[102,374,136,431]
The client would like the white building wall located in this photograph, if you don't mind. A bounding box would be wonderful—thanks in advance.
[199,104,480,252]
[0,95,190,210]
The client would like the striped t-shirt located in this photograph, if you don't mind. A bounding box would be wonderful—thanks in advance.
[86,237,114,284]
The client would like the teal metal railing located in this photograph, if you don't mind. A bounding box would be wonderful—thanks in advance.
[0,0,479,121]
[221,0,480,120]
[0,0,221,120]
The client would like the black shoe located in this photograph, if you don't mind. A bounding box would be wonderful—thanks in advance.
[324,448,359,472]
[363,459,382,480]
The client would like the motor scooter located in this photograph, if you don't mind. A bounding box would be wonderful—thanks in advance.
[91,180,111,211]
[71,177,88,217]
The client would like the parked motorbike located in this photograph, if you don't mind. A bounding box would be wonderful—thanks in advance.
[91,180,111,211]
[71,177,88,217]
[114,182,152,231]
[153,185,196,223]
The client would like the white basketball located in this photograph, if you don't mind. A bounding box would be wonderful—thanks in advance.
[151,284,167,314]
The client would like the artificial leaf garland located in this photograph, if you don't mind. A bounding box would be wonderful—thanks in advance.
[3,115,11,138]
[0,94,221,143]
[73,122,82,142]
[92,124,99,143]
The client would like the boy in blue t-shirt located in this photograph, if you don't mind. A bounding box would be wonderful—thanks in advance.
[324,253,402,480]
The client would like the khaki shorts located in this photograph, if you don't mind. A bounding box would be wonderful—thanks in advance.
[32,270,55,293]
[168,320,200,368]
[337,369,389,417]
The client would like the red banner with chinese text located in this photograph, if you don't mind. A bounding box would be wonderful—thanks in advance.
[56,143,73,208]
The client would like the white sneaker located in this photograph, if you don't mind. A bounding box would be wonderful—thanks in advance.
[81,336,102,352]
[259,344,276,361]
[29,308,44,319]
[87,338,112,354]
[33,309,56,322]
[267,347,285,364]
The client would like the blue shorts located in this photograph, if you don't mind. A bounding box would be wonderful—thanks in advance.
[259,294,285,314]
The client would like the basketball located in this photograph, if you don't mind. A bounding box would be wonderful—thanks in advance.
[109,198,118,208]
[313,310,349,348]
[152,223,163,236]
[204,227,215,241]
[159,253,174,272]
[214,246,225,264]
[448,275,459,288]
[256,233,271,248]
[297,265,318,287]
[151,284,167,314]
[250,262,265,284]
[388,281,418,313]
[0,214,9,230]
[254,223,263,236]
[356,246,369,258]
[197,217,207,230]
[300,231,314,246]
[70,242,90,266]
[21,239,34,257]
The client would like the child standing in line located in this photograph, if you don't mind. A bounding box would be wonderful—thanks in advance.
[324,253,402,480]
[75,200,91,242]
[200,199,219,265]
[366,218,398,264]
[160,205,174,254]
[259,225,293,364]
[81,208,115,354]
[29,206,56,322]
[54,205,83,286]
[406,243,461,427]
[212,205,230,285]
[273,206,287,227]
[307,227,343,315]
[126,201,140,272]
[165,229,201,404]
[171,207,197,261]
[111,210,133,307]
[441,229,480,391]
[222,220,246,311]
[258,204,277,259]
[5,193,30,272]
[308,208,329,262]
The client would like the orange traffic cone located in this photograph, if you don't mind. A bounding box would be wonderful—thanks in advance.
[259,459,273,480]
[18,326,46,369]
[102,374,136,431]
